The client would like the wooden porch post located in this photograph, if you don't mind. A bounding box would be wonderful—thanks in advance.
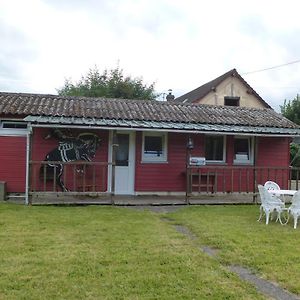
[185,148,190,204]
[25,125,32,205]
[253,136,258,203]
[111,130,118,204]
[186,135,194,204]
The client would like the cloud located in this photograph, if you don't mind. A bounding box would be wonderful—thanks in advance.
[0,0,300,110]
[0,18,38,91]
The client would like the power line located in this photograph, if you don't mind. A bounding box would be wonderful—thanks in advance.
[255,86,300,89]
[241,59,300,75]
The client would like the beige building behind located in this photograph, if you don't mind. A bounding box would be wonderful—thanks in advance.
[174,69,271,109]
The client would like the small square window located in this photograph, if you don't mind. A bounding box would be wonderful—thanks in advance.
[224,96,240,106]
[2,122,27,129]
[205,135,225,162]
[142,132,167,162]
[234,136,253,164]
[145,136,163,156]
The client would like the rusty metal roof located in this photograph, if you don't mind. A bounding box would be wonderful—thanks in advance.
[0,92,298,132]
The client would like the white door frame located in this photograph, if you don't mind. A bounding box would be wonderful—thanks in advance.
[107,130,136,195]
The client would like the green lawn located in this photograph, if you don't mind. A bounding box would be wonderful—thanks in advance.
[0,203,296,299]
[169,205,300,295]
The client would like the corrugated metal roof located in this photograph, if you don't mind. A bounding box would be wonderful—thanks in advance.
[24,115,300,135]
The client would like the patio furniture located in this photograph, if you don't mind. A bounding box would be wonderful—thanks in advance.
[257,185,286,225]
[264,180,285,202]
[264,180,280,190]
[288,191,300,229]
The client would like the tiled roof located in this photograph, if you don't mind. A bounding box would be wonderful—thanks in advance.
[23,116,300,136]
[174,69,272,108]
[0,91,297,129]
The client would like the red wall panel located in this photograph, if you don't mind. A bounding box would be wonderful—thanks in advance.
[135,132,188,192]
[256,137,291,188]
[0,136,26,192]
[256,137,290,167]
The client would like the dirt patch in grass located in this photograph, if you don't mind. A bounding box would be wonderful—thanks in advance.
[123,205,186,213]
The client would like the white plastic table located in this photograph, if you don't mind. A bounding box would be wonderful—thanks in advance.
[267,189,298,225]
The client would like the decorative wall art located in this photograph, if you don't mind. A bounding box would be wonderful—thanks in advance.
[41,129,101,191]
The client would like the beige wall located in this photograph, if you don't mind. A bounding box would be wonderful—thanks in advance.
[195,76,266,108]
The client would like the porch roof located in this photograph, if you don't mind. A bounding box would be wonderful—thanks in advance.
[24,115,300,136]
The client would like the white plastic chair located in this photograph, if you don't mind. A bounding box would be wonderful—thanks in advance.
[264,180,285,202]
[288,191,300,229]
[264,180,280,191]
[257,185,286,225]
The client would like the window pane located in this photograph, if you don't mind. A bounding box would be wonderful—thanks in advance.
[2,122,27,129]
[144,136,163,156]
[234,139,249,154]
[116,134,129,166]
[205,136,223,161]
[234,138,249,160]
[224,96,240,106]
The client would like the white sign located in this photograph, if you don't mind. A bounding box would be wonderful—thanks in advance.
[189,157,206,166]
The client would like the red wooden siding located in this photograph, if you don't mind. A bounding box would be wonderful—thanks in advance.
[256,137,290,167]
[0,136,26,192]
[135,132,187,192]
[255,137,290,189]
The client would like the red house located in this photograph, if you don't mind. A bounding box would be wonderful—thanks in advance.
[0,91,299,204]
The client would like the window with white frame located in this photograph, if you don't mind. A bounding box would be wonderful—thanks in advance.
[233,136,253,164]
[142,132,167,162]
[205,135,226,163]
[1,121,27,129]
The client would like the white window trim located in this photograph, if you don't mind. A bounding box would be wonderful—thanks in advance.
[205,135,226,164]
[142,132,168,163]
[1,121,28,129]
[0,121,29,136]
[233,136,254,165]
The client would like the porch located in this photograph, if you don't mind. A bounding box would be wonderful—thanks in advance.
[8,193,255,205]
[20,160,300,205]
[186,165,299,202]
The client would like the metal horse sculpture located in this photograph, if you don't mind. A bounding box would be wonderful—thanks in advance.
[41,130,101,191]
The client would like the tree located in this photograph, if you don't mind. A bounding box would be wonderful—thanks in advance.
[281,94,300,169]
[280,94,300,125]
[57,66,158,100]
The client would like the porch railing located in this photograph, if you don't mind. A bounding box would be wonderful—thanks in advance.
[29,161,112,195]
[186,165,300,200]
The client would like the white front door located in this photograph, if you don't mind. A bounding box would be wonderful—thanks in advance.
[114,132,135,195]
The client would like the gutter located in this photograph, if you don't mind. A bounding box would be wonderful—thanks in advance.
[28,123,300,138]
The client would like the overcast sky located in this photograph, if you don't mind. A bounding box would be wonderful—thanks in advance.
[1,0,300,110]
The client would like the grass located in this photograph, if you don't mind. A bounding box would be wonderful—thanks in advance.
[3,203,300,299]
[169,205,300,295]
[0,203,264,300]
